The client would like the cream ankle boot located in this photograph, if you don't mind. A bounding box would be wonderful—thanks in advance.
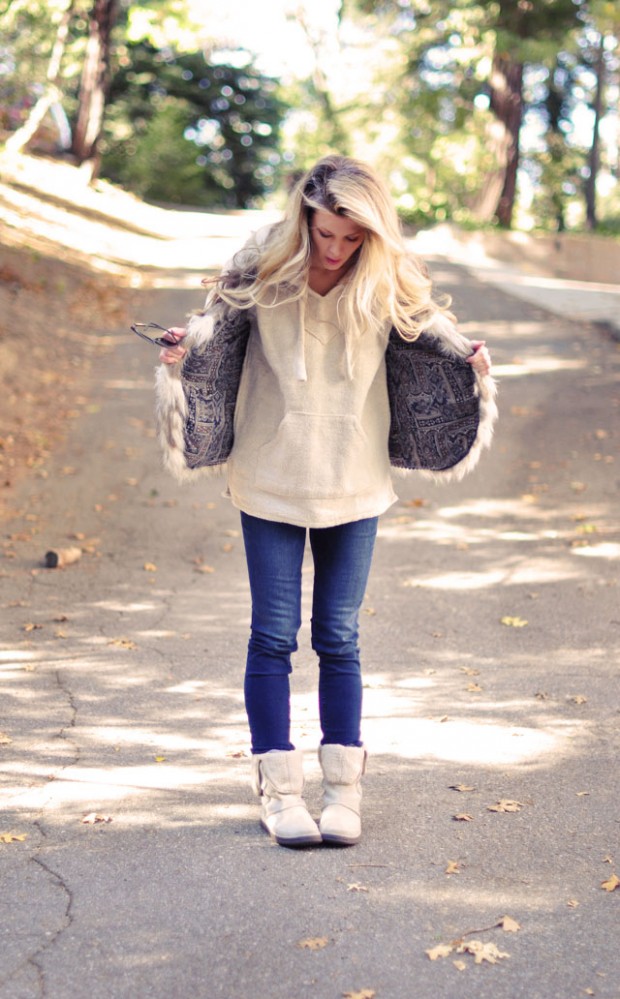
[318,744,367,846]
[252,749,322,848]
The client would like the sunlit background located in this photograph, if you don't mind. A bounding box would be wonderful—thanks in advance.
[1,0,618,233]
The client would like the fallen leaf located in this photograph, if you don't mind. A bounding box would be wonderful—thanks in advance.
[426,943,454,961]
[453,813,474,822]
[487,800,523,813]
[583,990,595,996]
[498,916,520,933]
[567,899,580,908]
[445,861,460,875]
[108,638,137,650]
[453,960,467,971]
[459,667,480,676]
[81,813,112,825]
[195,564,215,574]
[0,732,12,745]
[347,883,369,892]
[23,622,43,632]
[568,694,588,704]
[154,756,166,763]
[600,873,620,892]
[0,832,27,843]
[221,543,234,553]
[456,940,510,965]
[466,682,483,692]
[576,791,590,797]
[501,616,528,628]
[298,937,329,950]
[342,991,375,999]
[449,784,476,792]
[603,855,613,864]
[143,562,158,572]
[535,691,550,700]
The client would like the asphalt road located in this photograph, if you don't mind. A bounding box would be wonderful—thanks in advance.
[1,260,619,999]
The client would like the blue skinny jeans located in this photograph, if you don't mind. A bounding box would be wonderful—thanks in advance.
[240,512,378,755]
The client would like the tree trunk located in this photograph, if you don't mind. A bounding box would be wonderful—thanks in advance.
[489,52,524,228]
[71,0,119,169]
[4,0,74,156]
[585,33,605,231]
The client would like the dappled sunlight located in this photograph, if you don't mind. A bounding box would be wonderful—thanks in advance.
[405,558,580,590]
[363,714,582,766]
[492,357,587,378]
[91,600,164,613]
[0,649,41,663]
[572,542,620,559]
[288,684,585,767]
[383,881,556,911]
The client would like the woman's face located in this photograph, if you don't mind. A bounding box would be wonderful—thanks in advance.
[309,209,365,274]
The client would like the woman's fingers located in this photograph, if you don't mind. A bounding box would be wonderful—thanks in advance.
[159,326,187,364]
[466,341,491,375]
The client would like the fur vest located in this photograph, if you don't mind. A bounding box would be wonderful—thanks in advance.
[155,304,497,485]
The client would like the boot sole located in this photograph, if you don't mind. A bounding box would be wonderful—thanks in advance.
[320,832,360,846]
[260,820,322,848]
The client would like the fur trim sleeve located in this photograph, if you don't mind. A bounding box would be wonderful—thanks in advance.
[155,307,252,483]
[387,313,498,481]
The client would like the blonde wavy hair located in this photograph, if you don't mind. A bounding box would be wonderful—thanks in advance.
[208,154,449,341]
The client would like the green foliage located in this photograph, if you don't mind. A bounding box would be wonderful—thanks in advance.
[100,42,285,207]
[339,0,617,231]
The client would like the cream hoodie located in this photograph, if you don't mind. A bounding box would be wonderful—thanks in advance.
[227,281,398,528]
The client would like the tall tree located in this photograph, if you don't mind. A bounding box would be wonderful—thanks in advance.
[70,0,119,169]
[489,0,583,227]
[343,0,584,227]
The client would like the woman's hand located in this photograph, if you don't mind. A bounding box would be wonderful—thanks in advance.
[159,327,188,365]
[467,340,491,377]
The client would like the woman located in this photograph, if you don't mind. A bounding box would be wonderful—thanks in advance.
[156,155,494,849]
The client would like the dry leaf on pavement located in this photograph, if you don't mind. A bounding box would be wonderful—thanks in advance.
[453,813,474,822]
[501,616,528,628]
[600,874,620,892]
[342,991,375,999]
[456,940,510,965]
[0,832,27,843]
[445,861,460,875]
[81,813,112,824]
[449,784,476,792]
[498,916,521,932]
[347,883,369,892]
[487,800,524,813]
[298,937,330,950]
[426,943,454,961]
[108,638,137,650]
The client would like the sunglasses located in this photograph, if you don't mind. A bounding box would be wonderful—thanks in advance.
[130,322,182,348]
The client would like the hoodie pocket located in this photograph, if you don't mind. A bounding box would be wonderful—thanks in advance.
[255,412,374,499]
